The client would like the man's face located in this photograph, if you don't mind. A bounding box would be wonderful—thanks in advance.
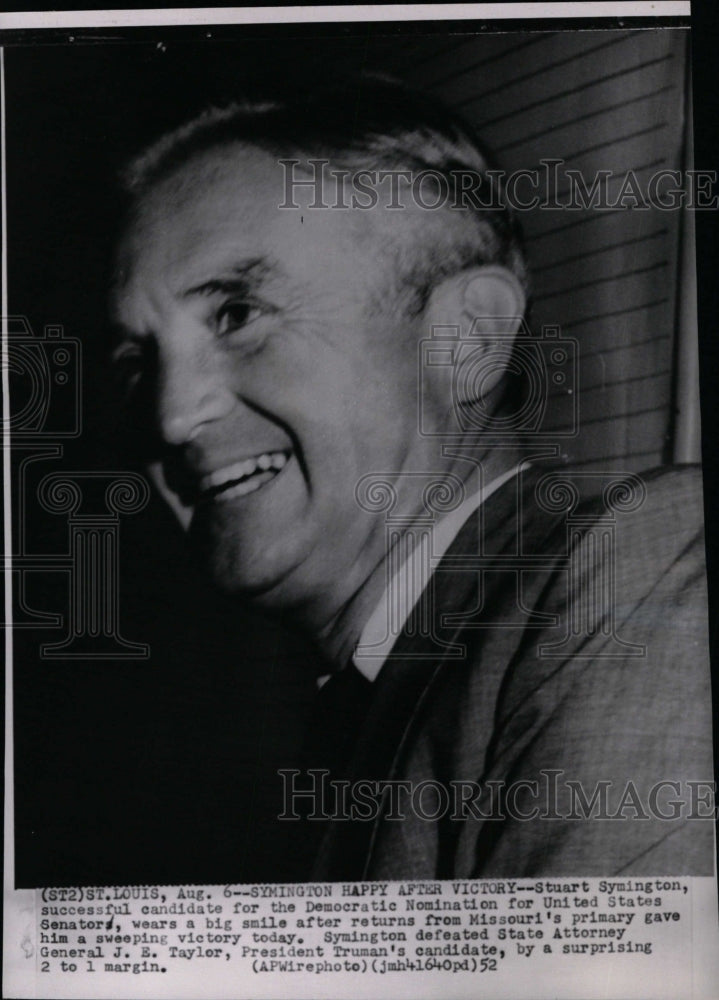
[113,145,449,615]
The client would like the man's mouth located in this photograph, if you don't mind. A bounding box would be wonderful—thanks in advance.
[197,450,290,504]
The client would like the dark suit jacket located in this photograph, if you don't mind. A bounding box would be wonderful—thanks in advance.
[310,465,714,880]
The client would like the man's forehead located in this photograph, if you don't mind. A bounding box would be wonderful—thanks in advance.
[115,140,457,319]
[124,146,382,260]
[114,148,289,304]
[128,145,282,241]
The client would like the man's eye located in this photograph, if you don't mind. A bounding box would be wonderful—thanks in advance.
[216,300,262,336]
[111,346,145,391]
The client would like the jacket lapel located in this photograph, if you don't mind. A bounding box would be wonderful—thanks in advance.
[311,469,540,880]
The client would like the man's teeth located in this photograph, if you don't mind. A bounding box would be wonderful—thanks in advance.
[200,451,289,494]
[215,475,272,502]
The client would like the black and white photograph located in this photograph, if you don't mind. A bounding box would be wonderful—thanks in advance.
[2,3,718,998]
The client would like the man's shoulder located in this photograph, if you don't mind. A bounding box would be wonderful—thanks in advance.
[470,462,706,570]
[583,463,705,567]
[588,463,703,520]
[522,462,706,560]
[529,461,703,509]
[469,462,709,733]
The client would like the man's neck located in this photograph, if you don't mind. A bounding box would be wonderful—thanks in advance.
[306,446,523,672]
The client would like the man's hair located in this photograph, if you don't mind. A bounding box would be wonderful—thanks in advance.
[121,74,529,313]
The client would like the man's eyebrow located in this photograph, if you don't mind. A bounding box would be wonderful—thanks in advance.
[110,322,145,347]
[182,258,276,298]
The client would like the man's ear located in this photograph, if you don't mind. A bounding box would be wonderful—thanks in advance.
[425,264,525,336]
[459,265,526,338]
[423,264,527,410]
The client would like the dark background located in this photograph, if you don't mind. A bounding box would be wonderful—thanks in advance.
[4,11,718,887]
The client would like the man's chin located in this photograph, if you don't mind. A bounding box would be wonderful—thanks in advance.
[187,513,303,603]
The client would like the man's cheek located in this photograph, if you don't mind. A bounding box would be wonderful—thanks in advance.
[146,460,194,530]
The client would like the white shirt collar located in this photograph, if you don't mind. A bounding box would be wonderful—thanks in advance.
[351,463,527,682]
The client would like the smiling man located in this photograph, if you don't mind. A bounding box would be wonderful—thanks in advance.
[112,84,529,666]
[110,78,713,881]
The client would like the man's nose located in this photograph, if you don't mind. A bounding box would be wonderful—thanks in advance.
[156,342,236,446]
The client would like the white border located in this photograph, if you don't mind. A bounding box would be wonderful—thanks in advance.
[0,46,12,892]
[2,8,714,999]
[0,4,692,32]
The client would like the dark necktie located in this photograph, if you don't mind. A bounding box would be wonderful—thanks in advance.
[284,661,375,876]
[301,660,375,782]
